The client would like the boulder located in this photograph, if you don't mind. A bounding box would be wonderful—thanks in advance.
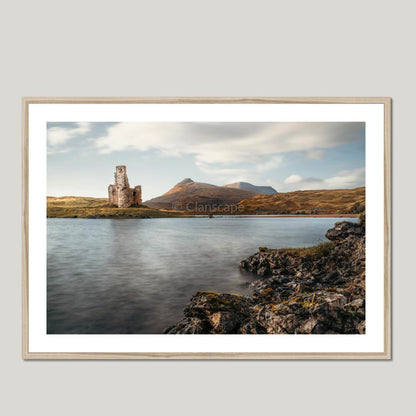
[325,221,363,242]
[165,291,251,334]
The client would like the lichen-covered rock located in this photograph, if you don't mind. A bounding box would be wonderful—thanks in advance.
[325,220,363,242]
[165,221,366,335]
[164,317,208,334]
[165,292,251,334]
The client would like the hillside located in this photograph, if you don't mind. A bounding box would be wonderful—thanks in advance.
[223,181,277,194]
[47,196,187,218]
[144,178,261,211]
[48,186,365,217]
[238,187,365,215]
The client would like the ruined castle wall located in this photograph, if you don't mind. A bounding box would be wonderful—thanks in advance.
[133,185,142,205]
[108,166,141,208]
[108,185,116,206]
[117,187,133,208]
[115,166,129,188]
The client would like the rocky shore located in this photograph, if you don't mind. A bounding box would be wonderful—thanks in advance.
[164,220,365,334]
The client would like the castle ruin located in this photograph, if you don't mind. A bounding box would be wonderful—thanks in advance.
[108,166,142,208]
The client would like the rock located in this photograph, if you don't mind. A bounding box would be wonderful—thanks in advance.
[325,221,363,242]
[257,266,270,276]
[164,317,207,334]
[256,307,299,334]
[357,321,366,334]
[166,292,250,334]
[299,318,318,334]
[348,298,365,308]
[209,312,239,333]
[165,220,366,335]
[239,319,268,334]
[322,271,339,283]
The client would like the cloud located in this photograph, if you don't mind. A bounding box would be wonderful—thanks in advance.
[195,161,260,184]
[92,122,364,186]
[196,154,284,184]
[47,122,92,147]
[323,168,365,189]
[257,155,284,172]
[306,149,324,160]
[47,149,69,156]
[279,168,365,191]
[196,162,248,177]
[94,122,364,166]
[284,174,303,184]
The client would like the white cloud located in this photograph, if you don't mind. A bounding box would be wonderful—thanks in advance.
[94,122,364,166]
[47,149,69,156]
[279,168,365,191]
[306,149,324,160]
[257,155,284,172]
[196,154,284,184]
[48,122,91,147]
[93,122,363,186]
[323,168,365,189]
[196,162,248,177]
[284,174,303,184]
[195,161,260,184]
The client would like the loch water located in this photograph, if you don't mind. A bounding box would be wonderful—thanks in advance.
[47,216,358,334]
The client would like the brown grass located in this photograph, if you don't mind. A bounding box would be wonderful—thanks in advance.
[278,241,334,259]
[238,187,365,215]
[47,196,187,218]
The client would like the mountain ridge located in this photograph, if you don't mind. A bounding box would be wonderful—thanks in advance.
[144,178,264,210]
[144,178,365,214]
[223,181,277,194]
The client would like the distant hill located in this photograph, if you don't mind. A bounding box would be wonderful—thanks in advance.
[238,187,365,215]
[223,181,277,195]
[144,178,261,211]
[144,180,364,214]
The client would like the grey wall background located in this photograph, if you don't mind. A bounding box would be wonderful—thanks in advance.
[0,1,413,415]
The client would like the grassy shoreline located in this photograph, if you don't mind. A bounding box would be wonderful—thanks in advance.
[47,196,362,219]
[47,196,188,218]
[191,213,358,218]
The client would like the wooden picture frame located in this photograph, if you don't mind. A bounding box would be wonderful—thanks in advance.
[22,97,391,359]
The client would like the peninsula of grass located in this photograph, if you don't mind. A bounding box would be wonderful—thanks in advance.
[278,241,334,259]
[259,241,334,260]
[47,196,189,219]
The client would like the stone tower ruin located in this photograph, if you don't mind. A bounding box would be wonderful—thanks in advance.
[108,166,142,208]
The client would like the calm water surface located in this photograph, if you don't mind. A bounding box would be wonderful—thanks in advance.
[47,217,358,333]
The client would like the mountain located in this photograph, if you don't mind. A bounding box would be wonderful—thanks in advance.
[237,187,365,215]
[144,178,261,211]
[145,179,365,215]
[223,181,277,195]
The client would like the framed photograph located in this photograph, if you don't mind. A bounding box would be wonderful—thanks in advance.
[22,97,391,359]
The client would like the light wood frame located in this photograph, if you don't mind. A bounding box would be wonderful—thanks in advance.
[22,97,391,360]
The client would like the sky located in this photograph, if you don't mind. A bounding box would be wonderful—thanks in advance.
[47,121,365,200]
